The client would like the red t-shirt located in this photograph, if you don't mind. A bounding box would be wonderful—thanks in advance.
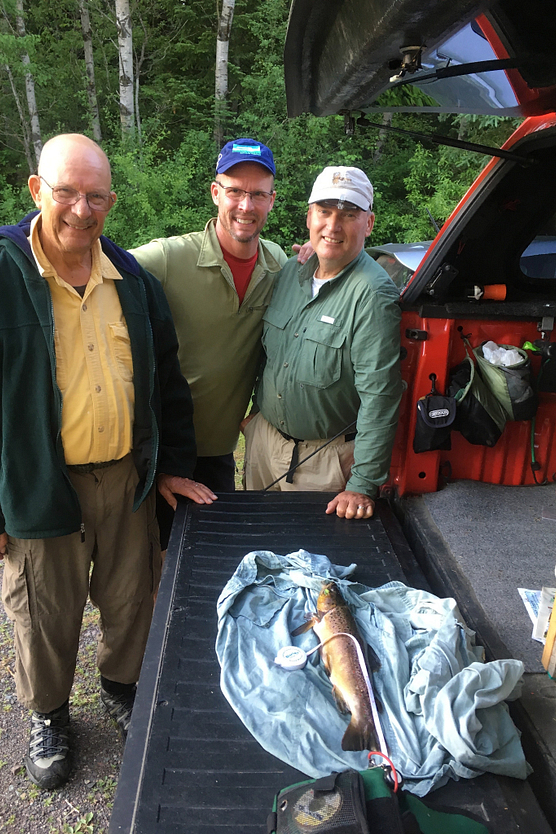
[221,246,258,304]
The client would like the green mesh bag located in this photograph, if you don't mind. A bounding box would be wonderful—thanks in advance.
[473,343,537,421]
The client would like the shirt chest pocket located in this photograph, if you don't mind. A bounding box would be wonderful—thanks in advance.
[298,321,346,389]
[108,321,134,382]
[262,306,292,355]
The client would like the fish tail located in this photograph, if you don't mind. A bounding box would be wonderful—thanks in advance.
[341,716,379,752]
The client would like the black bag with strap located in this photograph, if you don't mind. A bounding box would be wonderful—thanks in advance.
[413,376,457,454]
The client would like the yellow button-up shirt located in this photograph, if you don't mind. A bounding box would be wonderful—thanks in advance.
[30,215,134,465]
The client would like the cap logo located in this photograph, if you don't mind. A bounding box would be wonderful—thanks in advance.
[233,143,261,156]
[332,171,353,185]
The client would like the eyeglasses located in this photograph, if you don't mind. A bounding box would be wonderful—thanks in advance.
[214,181,274,204]
[40,176,115,212]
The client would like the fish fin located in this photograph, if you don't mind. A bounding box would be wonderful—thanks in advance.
[341,717,380,752]
[331,686,350,715]
[291,616,317,637]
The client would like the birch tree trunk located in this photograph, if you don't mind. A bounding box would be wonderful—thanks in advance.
[15,0,41,166]
[372,112,393,164]
[4,62,34,172]
[214,0,235,147]
[78,0,102,142]
[115,0,134,137]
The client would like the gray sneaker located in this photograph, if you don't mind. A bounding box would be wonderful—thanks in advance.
[24,702,71,790]
[100,685,136,741]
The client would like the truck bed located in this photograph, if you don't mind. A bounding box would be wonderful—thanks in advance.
[109,492,552,834]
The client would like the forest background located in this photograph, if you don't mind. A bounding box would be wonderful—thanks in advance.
[0,0,520,251]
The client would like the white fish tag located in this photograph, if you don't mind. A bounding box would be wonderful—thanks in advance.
[320,315,335,324]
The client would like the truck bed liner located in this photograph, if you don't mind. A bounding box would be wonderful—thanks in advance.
[109,492,550,833]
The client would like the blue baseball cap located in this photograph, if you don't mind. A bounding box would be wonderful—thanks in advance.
[216,138,275,176]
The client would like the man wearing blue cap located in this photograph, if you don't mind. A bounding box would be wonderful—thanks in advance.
[131,139,289,522]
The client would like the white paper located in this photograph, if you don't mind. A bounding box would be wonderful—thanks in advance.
[533,587,556,644]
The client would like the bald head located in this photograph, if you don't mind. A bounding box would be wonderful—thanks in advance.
[37,133,112,184]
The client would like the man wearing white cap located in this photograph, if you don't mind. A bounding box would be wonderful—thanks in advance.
[243,166,402,519]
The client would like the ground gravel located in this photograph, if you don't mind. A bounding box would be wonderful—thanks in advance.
[0,564,123,834]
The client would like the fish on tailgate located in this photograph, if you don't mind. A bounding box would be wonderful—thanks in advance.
[294,581,380,752]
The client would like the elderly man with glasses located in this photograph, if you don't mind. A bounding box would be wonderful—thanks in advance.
[130,139,301,542]
[0,133,214,789]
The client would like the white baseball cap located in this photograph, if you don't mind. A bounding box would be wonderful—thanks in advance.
[308,166,374,211]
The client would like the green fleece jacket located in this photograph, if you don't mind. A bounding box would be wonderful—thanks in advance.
[0,214,197,539]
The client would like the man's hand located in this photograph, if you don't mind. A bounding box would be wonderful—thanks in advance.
[0,532,8,559]
[325,491,375,520]
[157,474,217,511]
[292,241,314,264]
[240,414,256,434]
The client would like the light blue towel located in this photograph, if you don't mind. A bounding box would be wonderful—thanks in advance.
[215,549,530,795]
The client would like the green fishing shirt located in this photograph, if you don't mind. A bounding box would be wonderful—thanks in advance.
[131,219,287,457]
[257,250,402,498]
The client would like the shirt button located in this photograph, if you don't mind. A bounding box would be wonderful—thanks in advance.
[283,362,289,368]
[294,333,299,338]
[88,343,94,351]
[95,385,101,393]
[277,394,282,399]
[98,426,104,433]
[280,420,285,425]
[82,304,87,312]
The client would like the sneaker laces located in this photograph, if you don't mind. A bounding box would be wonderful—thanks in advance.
[29,707,69,768]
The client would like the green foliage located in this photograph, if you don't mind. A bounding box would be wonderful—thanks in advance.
[104,131,216,248]
[0,0,524,252]
[62,812,94,834]
[0,175,34,225]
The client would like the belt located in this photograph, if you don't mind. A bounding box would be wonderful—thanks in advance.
[277,429,356,484]
[67,458,120,474]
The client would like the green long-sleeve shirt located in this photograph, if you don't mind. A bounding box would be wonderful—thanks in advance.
[257,250,402,498]
[131,219,287,457]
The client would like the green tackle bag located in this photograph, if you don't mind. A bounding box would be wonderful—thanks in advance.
[473,343,537,421]
[267,769,494,834]
[447,357,507,447]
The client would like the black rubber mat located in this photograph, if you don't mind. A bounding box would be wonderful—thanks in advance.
[109,492,551,834]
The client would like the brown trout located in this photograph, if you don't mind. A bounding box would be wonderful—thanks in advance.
[294,581,380,752]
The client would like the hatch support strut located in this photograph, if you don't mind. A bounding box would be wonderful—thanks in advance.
[350,116,532,165]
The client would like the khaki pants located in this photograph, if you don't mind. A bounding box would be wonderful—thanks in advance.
[2,454,161,713]
[244,413,354,492]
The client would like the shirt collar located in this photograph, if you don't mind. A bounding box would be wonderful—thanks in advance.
[197,217,284,274]
[298,249,365,289]
[29,213,122,288]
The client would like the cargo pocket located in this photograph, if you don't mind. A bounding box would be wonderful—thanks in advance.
[298,321,345,389]
[2,542,33,627]
[109,321,133,382]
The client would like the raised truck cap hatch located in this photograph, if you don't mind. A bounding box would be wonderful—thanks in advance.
[285,0,556,119]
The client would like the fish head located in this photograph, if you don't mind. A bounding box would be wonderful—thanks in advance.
[317,581,344,614]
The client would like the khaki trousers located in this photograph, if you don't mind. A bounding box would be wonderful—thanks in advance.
[2,454,161,713]
[243,413,354,492]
